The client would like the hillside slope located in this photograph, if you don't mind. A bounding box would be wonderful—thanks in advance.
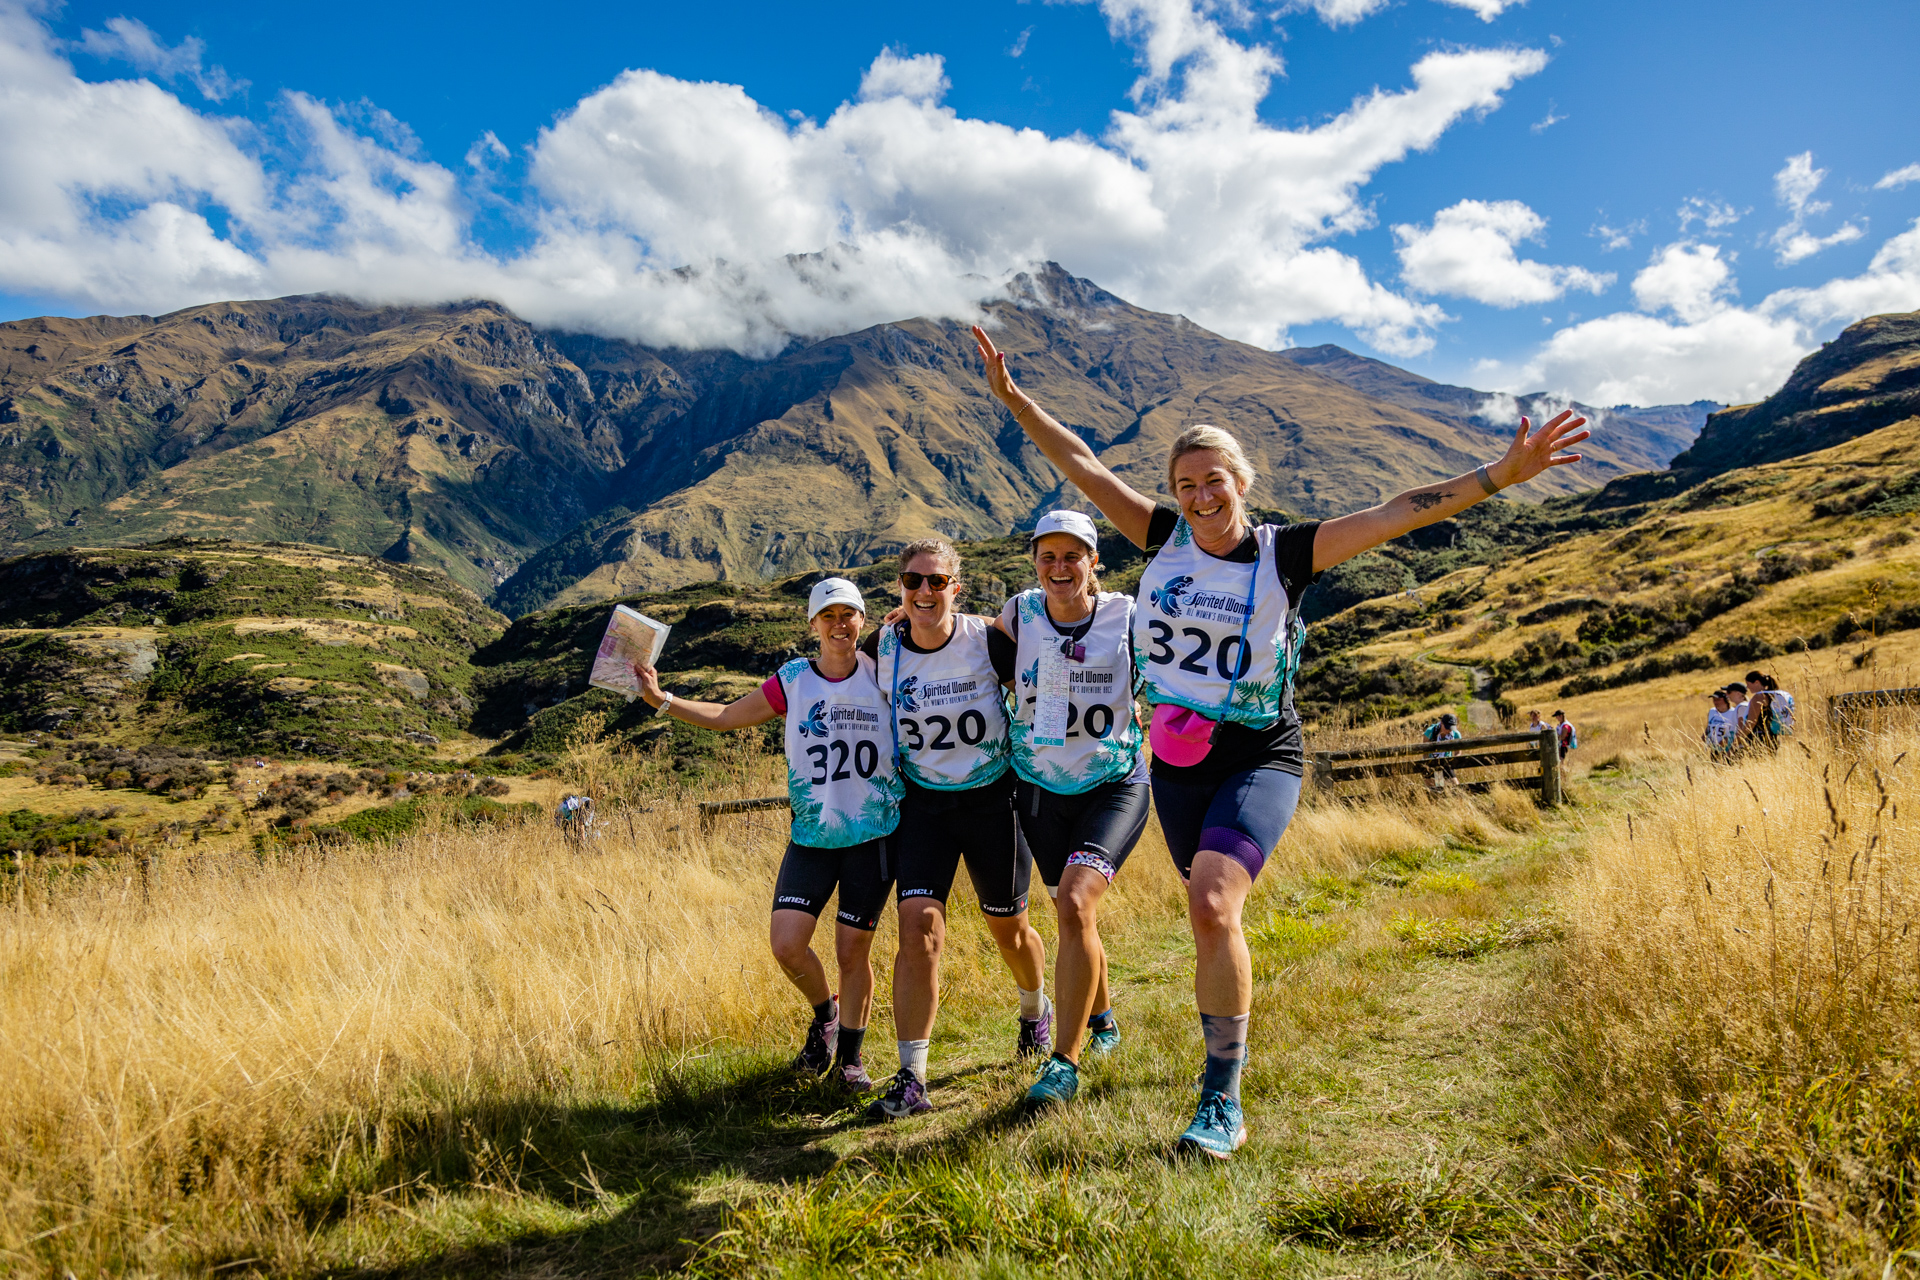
[1671,309,1920,475]
[498,267,1694,611]
[0,541,504,761]
[1309,412,1920,736]
[0,299,750,595]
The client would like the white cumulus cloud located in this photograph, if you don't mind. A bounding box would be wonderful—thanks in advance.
[1769,151,1864,266]
[1394,199,1612,307]
[0,0,1549,358]
[1289,0,1521,25]
[1478,219,1920,405]
[1630,242,1734,323]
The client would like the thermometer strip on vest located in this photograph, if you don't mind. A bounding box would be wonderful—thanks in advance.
[1033,643,1072,747]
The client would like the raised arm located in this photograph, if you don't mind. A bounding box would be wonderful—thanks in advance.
[636,664,777,730]
[1311,410,1591,573]
[973,325,1156,548]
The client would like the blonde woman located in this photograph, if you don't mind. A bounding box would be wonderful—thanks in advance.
[974,324,1589,1159]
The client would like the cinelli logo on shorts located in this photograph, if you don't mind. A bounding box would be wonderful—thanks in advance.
[776,895,810,906]
[899,887,936,898]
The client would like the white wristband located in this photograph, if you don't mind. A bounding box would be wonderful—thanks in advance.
[657,692,674,715]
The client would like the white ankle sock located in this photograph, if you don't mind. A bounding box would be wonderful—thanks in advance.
[1017,985,1047,1020]
[898,1038,930,1082]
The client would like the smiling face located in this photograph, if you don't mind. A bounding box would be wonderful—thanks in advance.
[1032,533,1097,610]
[1171,447,1249,545]
[810,603,864,656]
[899,551,961,634]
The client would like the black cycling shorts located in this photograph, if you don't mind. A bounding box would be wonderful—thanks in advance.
[893,771,1031,917]
[1015,777,1152,892]
[772,837,894,931]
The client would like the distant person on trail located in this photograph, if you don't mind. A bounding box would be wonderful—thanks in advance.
[1553,710,1577,760]
[634,578,901,1091]
[555,793,595,841]
[858,538,1049,1124]
[991,510,1150,1113]
[1526,709,1545,734]
[975,322,1590,1161]
[1704,690,1738,756]
[1423,712,1463,785]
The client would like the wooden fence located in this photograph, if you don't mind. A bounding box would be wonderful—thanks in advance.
[700,727,1566,829]
[1310,728,1563,805]
[1829,686,1920,733]
[698,795,790,833]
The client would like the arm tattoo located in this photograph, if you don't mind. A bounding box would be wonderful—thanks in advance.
[1407,490,1453,512]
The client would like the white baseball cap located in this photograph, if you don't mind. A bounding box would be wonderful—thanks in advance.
[806,576,867,620]
[1028,509,1099,554]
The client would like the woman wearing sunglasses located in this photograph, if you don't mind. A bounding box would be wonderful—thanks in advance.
[973,324,1590,1160]
[993,509,1150,1115]
[857,538,1049,1122]
[634,578,901,1091]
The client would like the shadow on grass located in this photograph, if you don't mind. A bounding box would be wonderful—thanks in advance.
[255,1053,870,1279]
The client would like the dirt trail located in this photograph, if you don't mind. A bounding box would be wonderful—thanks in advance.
[1467,666,1498,730]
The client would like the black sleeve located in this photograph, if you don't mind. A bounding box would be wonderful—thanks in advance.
[1144,504,1181,560]
[986,625,1017,682]
[858,629,880,661]
[1269,521,1323,595]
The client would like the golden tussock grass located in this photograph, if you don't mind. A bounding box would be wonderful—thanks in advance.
[0,708,1530,1272]
[1535,709,1920,1274]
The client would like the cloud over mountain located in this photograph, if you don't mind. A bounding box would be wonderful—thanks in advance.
[0,0,1543,358]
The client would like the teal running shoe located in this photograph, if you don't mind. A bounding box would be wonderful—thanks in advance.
[1176,1091,1247,1160]
[1084,1021,1121,1059]
[1023,1055,1080,1110]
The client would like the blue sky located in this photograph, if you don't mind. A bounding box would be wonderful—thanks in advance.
[3,0,1918,405]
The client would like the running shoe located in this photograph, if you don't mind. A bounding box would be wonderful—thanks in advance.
[1175,1090,1247,1160]
[1023,1056,1080,1110]
[837,1061,875,1091]
[867,1068,932,1121]
[1017,999,1054,1059]
[1084,1020,1122,1059]
[792,1007,839,1075]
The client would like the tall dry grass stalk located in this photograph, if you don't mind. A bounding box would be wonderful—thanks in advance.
[1541,710,1920,1272]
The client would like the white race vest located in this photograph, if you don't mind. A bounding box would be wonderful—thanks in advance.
[877,615,1011,791]
[1002,590,1142,794]
[777,654,902,848]
[1133,521,1302,728]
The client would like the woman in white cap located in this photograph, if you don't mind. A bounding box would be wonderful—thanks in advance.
[858,538,1049,1123]
[993,509,1149,1114]
[973,324,1590,1160]
[635,577,900,1091]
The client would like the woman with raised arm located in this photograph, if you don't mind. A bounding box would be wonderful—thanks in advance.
[973,324,1589,1160]
[635,578,902,1092]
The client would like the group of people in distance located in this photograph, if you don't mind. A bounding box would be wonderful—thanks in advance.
[631,325,1592,1160]
[1523,708,1579,759]
[1704,671,1797,755]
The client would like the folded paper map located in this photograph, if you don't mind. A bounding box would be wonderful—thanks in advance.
[587,605,671,700]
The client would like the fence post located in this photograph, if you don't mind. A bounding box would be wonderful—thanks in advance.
[1311,751,1334,790]
[1536,727,1562,807]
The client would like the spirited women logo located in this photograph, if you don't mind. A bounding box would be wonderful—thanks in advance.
[895,675,920,713]
[797,700,830,737]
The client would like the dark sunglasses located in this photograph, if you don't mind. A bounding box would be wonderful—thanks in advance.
[899,572,954,591]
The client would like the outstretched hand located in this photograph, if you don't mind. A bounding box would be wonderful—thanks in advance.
[635,663,666,709]
[972,325,1023,407]
[1491,410,1591,488]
